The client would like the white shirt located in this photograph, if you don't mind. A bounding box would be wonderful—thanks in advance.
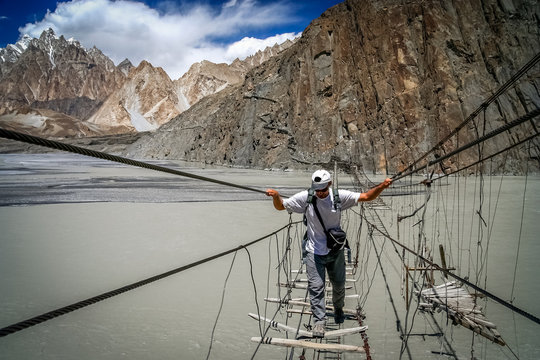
[283,189,360,255]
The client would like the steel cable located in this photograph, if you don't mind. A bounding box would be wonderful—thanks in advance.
[0,128,269,196]
[393,108,540,181]
[397,52,540,176]
[364,219,540,326]
[0,221,300,338]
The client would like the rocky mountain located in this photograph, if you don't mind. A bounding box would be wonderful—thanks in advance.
[0,29,295,139]
[125,0,540,173]
[0,29,127,136]
[0,29,127,116]
[87,60,182,133]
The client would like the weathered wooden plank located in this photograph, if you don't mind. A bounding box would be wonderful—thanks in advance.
[248,313,312,337]
[451,316,505,346]
[248,313,368,339]
[287,309,313,315]
[464,315,497,329]
[264,298,357,315]
[292,269,354,275]
[325,326,368,338]
[294,278,357,283]
[251,337,366,353]
[278,283,352,290]
[286,308,359,318]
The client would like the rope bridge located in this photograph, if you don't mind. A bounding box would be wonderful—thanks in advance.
[1,52,539,356]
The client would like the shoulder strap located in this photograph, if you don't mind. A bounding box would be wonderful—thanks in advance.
[303,188,314,225]
[307,188,314,204]
[333,189,341,211]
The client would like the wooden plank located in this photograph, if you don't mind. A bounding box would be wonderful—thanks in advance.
[325,326,368,338]
[251,337,366,353]
[279,282,309,289]
[451,316,505,346]
[294,278,357,283]
[248,313,368,339]
[287,309,313,315]
[286,308,359,318]
[264,298,357,315]
[248,313,312,337]
[292,269,354,275]
[464,315,497,329]
[264,297,306,304]
[278,283,352,290]
[265,295,360,303]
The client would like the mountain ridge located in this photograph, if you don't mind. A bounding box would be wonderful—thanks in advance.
[0,28,295,138]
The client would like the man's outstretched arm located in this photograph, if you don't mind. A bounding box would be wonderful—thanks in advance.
[358,178,392,202]
[266,189,286,210]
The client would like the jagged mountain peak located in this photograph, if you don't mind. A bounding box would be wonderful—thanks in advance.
[117,58,134,76]
[0,35,33,65]
[136,59,157,71]
[37,27,58,46]
[0,28,127,135]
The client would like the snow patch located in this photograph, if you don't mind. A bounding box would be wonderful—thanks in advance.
[48,46,55,68]
[127,108,157,131]
[124,93,157,132]
[176,88,191,111]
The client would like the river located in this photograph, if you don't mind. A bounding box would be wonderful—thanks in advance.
[0,154,538,359]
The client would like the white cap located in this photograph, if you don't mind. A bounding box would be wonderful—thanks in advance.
[311,170,331,190]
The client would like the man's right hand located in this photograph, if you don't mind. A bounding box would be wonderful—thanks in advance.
[266,189,285,210]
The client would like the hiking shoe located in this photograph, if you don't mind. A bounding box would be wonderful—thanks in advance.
[312,323,325,338]
[334,308,345,324]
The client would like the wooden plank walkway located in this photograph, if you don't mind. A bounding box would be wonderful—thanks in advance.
[251,337,366,353]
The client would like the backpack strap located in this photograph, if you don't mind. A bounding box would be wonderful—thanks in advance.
[333,189,341,211]
[303,188,314,225]
[307,188,315,204]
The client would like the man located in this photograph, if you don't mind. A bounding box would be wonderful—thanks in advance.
[266,170,392,338]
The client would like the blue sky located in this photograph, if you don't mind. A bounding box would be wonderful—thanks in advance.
[0,0,342,78]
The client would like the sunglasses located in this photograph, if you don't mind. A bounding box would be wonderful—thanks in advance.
[315,186,329,193]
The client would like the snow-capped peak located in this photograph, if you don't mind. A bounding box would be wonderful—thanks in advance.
[0,34,33,63]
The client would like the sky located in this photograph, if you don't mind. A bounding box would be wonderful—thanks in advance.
[0,0,342,79]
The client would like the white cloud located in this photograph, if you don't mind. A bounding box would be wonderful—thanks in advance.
[18,0,299,79]
[225,33,300,62]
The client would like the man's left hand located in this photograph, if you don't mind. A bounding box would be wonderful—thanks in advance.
[381,178,392,188]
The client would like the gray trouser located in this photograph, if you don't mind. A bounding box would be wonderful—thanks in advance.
[304,250,345,325]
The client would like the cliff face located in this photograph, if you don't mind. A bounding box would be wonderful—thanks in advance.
[125,0,540,173]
